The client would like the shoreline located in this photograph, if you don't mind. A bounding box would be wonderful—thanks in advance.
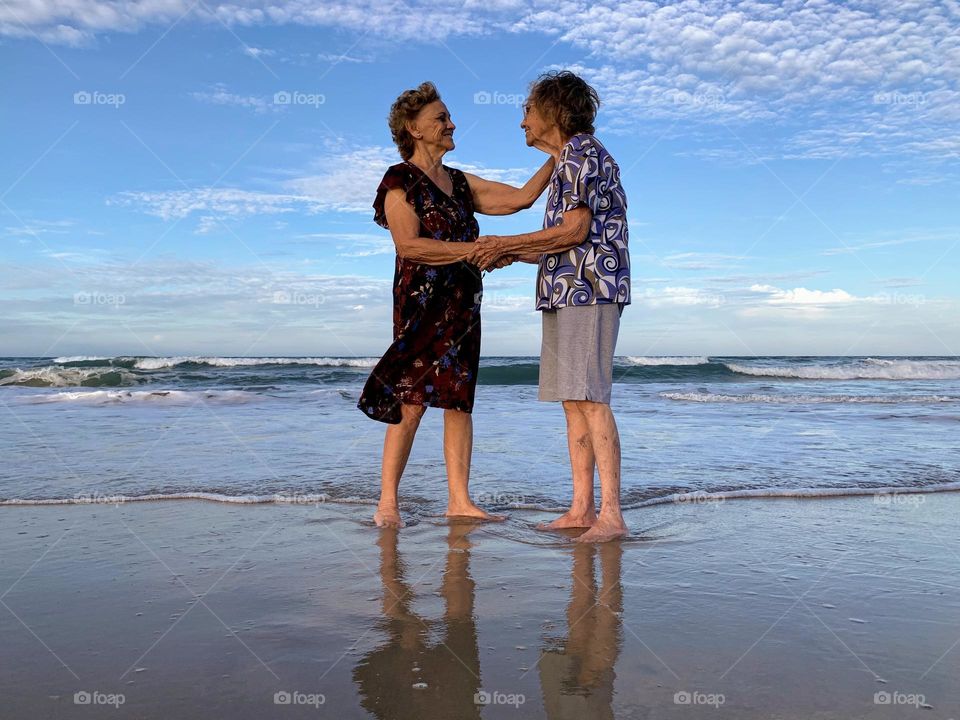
[3,480,960,509]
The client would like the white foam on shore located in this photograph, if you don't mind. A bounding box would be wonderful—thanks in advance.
[14,389,261,405]
[623,356,710,366]
[4,484,960,509]
[660,391,957,404]
[724,358,960,380]
[0,492,379,506]
[627,483,960,509]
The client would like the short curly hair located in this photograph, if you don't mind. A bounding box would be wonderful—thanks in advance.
[527,71,600,137]
[387,81,440,161]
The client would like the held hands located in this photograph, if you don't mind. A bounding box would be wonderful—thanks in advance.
[472,235,510,271]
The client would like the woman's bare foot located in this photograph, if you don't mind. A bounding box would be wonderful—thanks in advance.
[574,513,627,543]
[374,505,404,528]
[445,501,506,522]
[537,509,597,531]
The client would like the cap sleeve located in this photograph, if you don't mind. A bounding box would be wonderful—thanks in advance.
[448,166,475,215]
[558,137,600,215]
[373,164,413,229]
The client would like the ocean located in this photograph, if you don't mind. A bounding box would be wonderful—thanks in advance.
[2,356,959,517]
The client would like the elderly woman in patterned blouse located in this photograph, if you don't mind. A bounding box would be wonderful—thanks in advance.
[359,81,555,529]
[474,71,631,542]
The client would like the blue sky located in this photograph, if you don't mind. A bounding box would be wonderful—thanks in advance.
[2,0,958,357]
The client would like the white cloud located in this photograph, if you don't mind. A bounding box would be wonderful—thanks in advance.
[750,283,858,306]
[635,286,727,308]
[741,281,925,317]
[7,1,957,162]
[661,252,747,270]
[109,144,544,231]
[191,84,275,113]
[108,188,327,229]
[822,230,956,255]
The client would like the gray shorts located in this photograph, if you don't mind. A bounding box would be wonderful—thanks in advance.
[538,303,623,404]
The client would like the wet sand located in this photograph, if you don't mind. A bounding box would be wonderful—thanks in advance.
[1,493,958,718]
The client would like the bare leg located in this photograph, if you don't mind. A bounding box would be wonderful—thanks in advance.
[443,409,505,521]
[539,401,599,530]
[573,401,628,543]
[374,403,426,528]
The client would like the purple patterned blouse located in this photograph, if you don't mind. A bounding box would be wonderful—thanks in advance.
[536,133,631,310]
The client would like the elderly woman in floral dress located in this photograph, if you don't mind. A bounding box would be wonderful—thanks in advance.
[359,81,554,528]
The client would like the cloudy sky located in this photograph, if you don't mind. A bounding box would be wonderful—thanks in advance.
[2,0,958,357]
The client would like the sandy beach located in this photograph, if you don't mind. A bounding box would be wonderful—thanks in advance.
[2,493,958,719]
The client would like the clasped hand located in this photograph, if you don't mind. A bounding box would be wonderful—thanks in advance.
[468,236,514,272]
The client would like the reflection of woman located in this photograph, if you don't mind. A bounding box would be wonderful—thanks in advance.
[353,525,482,720]
[539,543,623,719]
[358,81,554,529]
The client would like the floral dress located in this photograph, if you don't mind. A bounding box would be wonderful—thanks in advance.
[358,161,483,424]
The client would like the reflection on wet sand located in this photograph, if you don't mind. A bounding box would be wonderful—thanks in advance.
[354,524,482,720]
[539,543,624,720]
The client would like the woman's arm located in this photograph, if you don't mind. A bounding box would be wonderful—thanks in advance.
[383,187,476,266]
[473,207,592,268]
[462,157,554,216]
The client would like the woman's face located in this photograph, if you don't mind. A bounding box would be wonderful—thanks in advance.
[520,100,553,147]
[409,100,456,154]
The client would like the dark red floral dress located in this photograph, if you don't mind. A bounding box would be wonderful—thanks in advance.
[358,161,483,424]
